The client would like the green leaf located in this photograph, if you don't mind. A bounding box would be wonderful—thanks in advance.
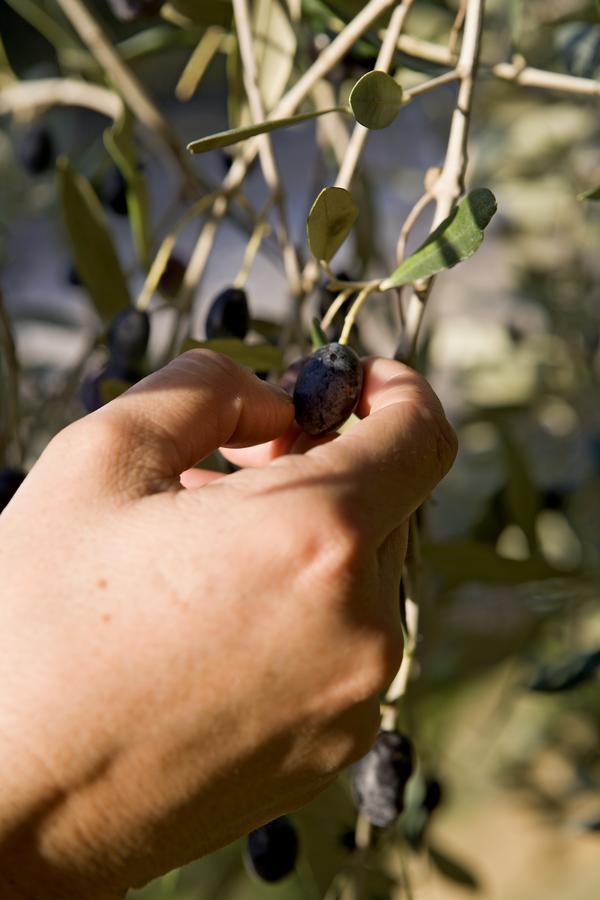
[187,105,347,154]
[528,649,600,693]
[180,338,284,372]
[306,186,359,263]
[380,189,497,290]
[349,70,404,129]
[104,107,151,267]
[578,184,600,201]
[310,317,328,349]
[428,844,480,891]
[56,158,130,324]
[423,540,562,589]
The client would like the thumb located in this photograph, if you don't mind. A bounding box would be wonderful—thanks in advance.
[74,350,294,495]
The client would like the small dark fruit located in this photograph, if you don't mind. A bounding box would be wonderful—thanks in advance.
[293,343,362,436]
[158,256,186,298]
[422,776,443,814]
[351,731,415,828]
[17,125,54,175]
[244,816,299,883]
[107,0,162,22]
[107,307,150,368]
[205,287,250,340]
[103,166,128,216]
[0,468,26,513]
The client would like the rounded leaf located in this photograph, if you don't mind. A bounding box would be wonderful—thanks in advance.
[307,187,358,263]
[349,71,404,130]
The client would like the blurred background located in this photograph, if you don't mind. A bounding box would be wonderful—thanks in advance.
[0,0,599,897]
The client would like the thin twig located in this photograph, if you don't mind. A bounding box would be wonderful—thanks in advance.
[55,0,199,185]
[320,289,353,332]
[448,0,467,55]
[337,0,416,191]
[395,191,434,264]
[0,77,122,119]
[171,0,399,350]
[232,0,302,297]
[400,0,485,364]
[339,283,379,344]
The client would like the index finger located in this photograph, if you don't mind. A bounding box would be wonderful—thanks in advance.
[299,358,457,542]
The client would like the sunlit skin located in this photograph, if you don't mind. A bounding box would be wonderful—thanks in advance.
[0,350,457,899]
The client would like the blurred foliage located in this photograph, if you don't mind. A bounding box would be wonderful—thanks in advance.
[0,0,599,898]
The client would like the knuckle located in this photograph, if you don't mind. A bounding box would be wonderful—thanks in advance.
[360,631,403,697]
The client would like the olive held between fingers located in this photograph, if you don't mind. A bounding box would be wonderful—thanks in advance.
[244,816,299,883]
[351,731,414,828]
[293,342,363,436]
[205,287,250,340]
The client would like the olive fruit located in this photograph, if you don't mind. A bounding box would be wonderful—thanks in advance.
[0,468,26,513]
[107,307,150,369]
[293,343,362,436]
[103,166,128,216]
[244,816,299,883]
[158,256,186,298]
[351,731,414,828]
[422,776,443,813]
[107,0,162,22]
[205,287,250,340]
[17,125,54,175]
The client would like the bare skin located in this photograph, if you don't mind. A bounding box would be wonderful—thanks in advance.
[0,350,457,899]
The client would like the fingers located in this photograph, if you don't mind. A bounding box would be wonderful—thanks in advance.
[287,358,457,543]
[61,351,294,496]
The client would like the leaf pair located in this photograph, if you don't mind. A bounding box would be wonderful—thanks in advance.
[306,185,498,283]
[187,70,404,154]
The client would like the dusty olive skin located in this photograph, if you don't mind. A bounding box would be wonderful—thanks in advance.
[244,816,299,883]
[293,343,363,436]
[351,731,414,828]
[205,287,250,340]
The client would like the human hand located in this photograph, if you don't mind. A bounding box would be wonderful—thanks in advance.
[0,351,456,899]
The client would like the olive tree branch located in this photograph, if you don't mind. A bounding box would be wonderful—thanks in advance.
[54,0,202,186]
[336,0,416,191]
[232,0,302,298]
[170,0,399,346]
[0,78,122,119]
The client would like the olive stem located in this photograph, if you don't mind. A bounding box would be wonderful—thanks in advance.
[320,289,353,333]
[232,200,274,290]
[338,284,379,345]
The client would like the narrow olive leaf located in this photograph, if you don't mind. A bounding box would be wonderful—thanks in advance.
[180,338,284,372]
[528,649,600,693]
[187,106,348,154]
[577,184,600,201]
[104,107,151,266]
[380,188,497,290]
[310,317,328,349]
[56,158,130,323]
[349,70,404,129]
[428,844,480,891]
[165,0,232,28]
[307,186,359,263]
